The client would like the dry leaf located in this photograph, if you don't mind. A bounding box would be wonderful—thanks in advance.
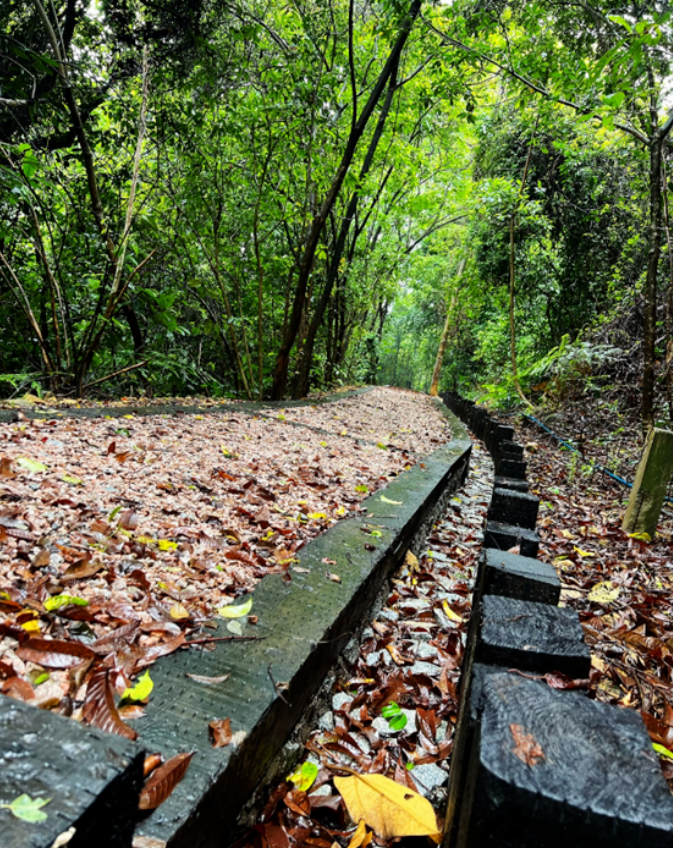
[139,752,194,810]
[333,772,440,839]
[346,820,372,848]
[82,666,137,740]
[185,673,230,685]
[209,718,232,748]
[509,723,545,766]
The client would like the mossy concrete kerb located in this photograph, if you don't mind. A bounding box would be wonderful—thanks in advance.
[0,391,471,847]
[135,401,471,847]
[442,392,673,847]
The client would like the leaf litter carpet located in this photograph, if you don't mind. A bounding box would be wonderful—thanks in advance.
[0,388,449,740]
[235,445,493,848]
[516,416,673,787]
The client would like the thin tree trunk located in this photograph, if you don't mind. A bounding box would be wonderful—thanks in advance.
[660,155,673,422]
[430,257,466,396]
[643,130,663,430]
[291,62,399,399]
[270,0,421,400]
[509,119,538,407]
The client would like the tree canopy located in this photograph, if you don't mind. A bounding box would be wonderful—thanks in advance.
[1,0,672,426]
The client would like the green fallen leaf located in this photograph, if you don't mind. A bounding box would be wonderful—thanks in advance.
[382,702,402,718]
[376,442,388,450]
[227,620,243,635]
[17,457,48,473]
[380,496,402,505]
[62,474,83,485]
[122,670,153,702]
[287,761,319,792]
[44,595,88,611]
[109,505,122,521]
[34,673,50,686]
[370,530,383,538]
[217,597,252,618]
[1,794,50,822]
[389,713,408,731]
[355,485,369,493]
[654,743,673,760]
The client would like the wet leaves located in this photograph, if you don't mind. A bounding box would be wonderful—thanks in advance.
[517,414,673,786]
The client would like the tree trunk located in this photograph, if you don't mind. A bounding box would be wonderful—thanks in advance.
[291,62,399,399]
[430,257,466,396]
[270,0,421,400]
[643,132,663,430]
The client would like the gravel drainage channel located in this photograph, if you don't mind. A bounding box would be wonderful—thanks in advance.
[129,402,472,848]
[229,444,494,848]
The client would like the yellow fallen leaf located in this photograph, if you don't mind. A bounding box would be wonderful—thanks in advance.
[560,529,575,540]
[405,551,419,572]
[629,531,652,543]
[21,620,41,633]
[122,670,153,702]
[346,820,372,848]
[334,772,440,840]
[587,581,620,604]
[158,539,178,551]
[217,597,253,618]
[573,546,594,557]
[170,603,190,620]
[380,496,402,505]
[442,599,463,623]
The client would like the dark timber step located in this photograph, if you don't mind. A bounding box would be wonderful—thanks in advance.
[478,548,560,606]
[0,693,144,848]
[453,667,673,847]
[483,521,539,558]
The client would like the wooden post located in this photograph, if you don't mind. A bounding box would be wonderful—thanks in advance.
[622,428,673,538]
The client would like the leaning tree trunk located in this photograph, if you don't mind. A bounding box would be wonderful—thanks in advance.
[270,0,421,400]
[642,131,664,430]
[430,257,466,396]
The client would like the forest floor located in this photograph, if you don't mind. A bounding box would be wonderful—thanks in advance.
[512,404,673,785]
[0,387,449,729]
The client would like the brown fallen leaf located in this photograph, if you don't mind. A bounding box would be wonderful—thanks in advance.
[333,771,440,840]
[61,558,105,581]
[82,665,137,740]
[135,633,186,670]
[284,788,311,816]
[0,456,16,478]
[120,508,139,530]
[139,751,194,810]
[2,675,35,701]
[119,704,146,720]
[31,548,51,568]
[16,637,95,669]
[509,723,545,766]
[209,718,232,748]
